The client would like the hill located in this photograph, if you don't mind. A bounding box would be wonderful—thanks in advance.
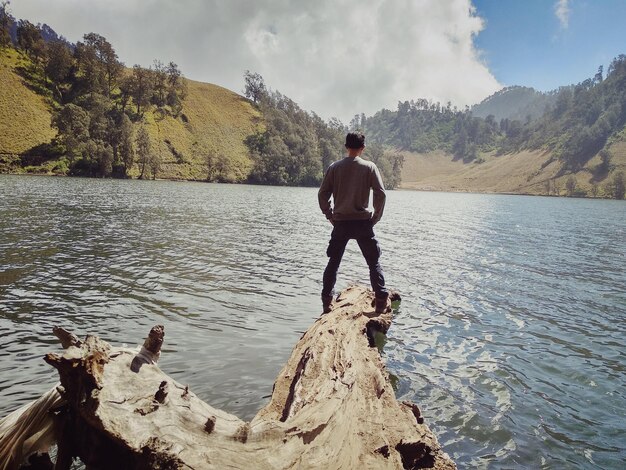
[141,78,261,182]
[0,48,56,168]
[0,46,261,179]
[400,137,626,197]
[363,55,626,199]
[470,86,555,122]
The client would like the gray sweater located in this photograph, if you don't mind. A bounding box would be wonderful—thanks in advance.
[318,156,386,224]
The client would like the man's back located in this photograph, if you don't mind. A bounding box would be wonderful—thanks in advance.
[318,156,386,224]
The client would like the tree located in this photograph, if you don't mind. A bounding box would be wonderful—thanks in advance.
[130,65,153,115]
[149,151,161,180]
[118,74,134,112]
[52,103,91,163]
[16,20,42,57]
[151,59,167,107]
[118,114,134,176]
[594,65,603,84]
[611,172,625,200]
[83,33,122,96]
[83,139,113,177]
[165,62,186,116]
[44,40,74,87]
[136,125,151,179]
[77,92,113,143]
[215,154,231,182]
[565,176,577,196]
[75,37,105,94]
[0,1,12,48]
[75,33,123,97]
[243,70,266,104]
[206,150,218,181]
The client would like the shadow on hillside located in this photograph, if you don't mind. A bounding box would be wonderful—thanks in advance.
[14,64,54,102]
[20,142,63,166]
[590,164,611,183]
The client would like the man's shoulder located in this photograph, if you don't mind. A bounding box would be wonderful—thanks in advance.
[328,157,377,172]
[357,157,378,171]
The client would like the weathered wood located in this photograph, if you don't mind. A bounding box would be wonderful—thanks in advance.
[0,327,83,470]
[40,285,455,469]
[0,386,63,470]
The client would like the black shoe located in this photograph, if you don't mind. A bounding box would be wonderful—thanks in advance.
[375,296,389,314]
[322,295,333,313]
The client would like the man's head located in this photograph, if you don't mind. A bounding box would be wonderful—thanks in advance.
[345,132,365,156]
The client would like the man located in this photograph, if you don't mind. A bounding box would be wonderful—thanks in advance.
[318,132,389,314]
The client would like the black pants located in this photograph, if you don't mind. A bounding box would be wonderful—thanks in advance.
[322,219,388,299]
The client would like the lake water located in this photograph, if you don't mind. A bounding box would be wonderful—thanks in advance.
[0,175,625,469]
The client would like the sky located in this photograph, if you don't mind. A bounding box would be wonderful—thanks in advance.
[7,0,626,122]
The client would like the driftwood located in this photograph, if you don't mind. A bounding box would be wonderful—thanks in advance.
[0,328,82,469]
[9,285,455,469]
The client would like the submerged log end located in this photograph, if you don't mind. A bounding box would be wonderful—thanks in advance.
[131,325,165,372]
[52,326,83,349]
[142,325,165,356]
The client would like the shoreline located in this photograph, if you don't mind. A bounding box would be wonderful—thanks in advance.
[1,171,620,201]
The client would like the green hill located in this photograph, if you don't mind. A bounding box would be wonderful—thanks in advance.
[0,48,56,168]
[141,78,261,182]
[0,47,262,179]
[2,34,624,198]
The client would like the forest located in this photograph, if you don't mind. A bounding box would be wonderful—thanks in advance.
[242,71,404,188]
[0,4,186,179]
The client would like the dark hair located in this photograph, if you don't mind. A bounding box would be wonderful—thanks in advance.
[345,132,365,149]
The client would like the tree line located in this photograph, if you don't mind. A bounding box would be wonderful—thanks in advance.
[242,71,404,188]
[1,2,186,178]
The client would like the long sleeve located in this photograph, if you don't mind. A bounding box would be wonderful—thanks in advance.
[370,166,386,225]
[318,165,334,219]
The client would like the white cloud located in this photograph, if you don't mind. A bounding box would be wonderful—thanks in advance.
[555,0,571,29]
[9,0,501,122]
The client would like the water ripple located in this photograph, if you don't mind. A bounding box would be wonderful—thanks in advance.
[1,176,625,468]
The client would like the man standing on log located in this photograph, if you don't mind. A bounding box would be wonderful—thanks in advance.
[318,132,389,314]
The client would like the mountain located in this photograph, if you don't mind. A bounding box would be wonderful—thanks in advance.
[470,86,556,122]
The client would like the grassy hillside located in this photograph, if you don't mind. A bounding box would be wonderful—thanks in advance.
[0,48,56,169]
[0,47,262,179]
[142,78,262,182]
[401,138,626,197]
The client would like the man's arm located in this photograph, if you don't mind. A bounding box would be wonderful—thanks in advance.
[370,166,386,225]
[318,165,334,221]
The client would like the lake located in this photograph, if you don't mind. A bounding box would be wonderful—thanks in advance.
[0,175,625,469]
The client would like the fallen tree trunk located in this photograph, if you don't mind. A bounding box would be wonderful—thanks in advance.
[28,285,456,469]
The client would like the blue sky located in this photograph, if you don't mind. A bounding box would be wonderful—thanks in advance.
[473,0,626,91]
